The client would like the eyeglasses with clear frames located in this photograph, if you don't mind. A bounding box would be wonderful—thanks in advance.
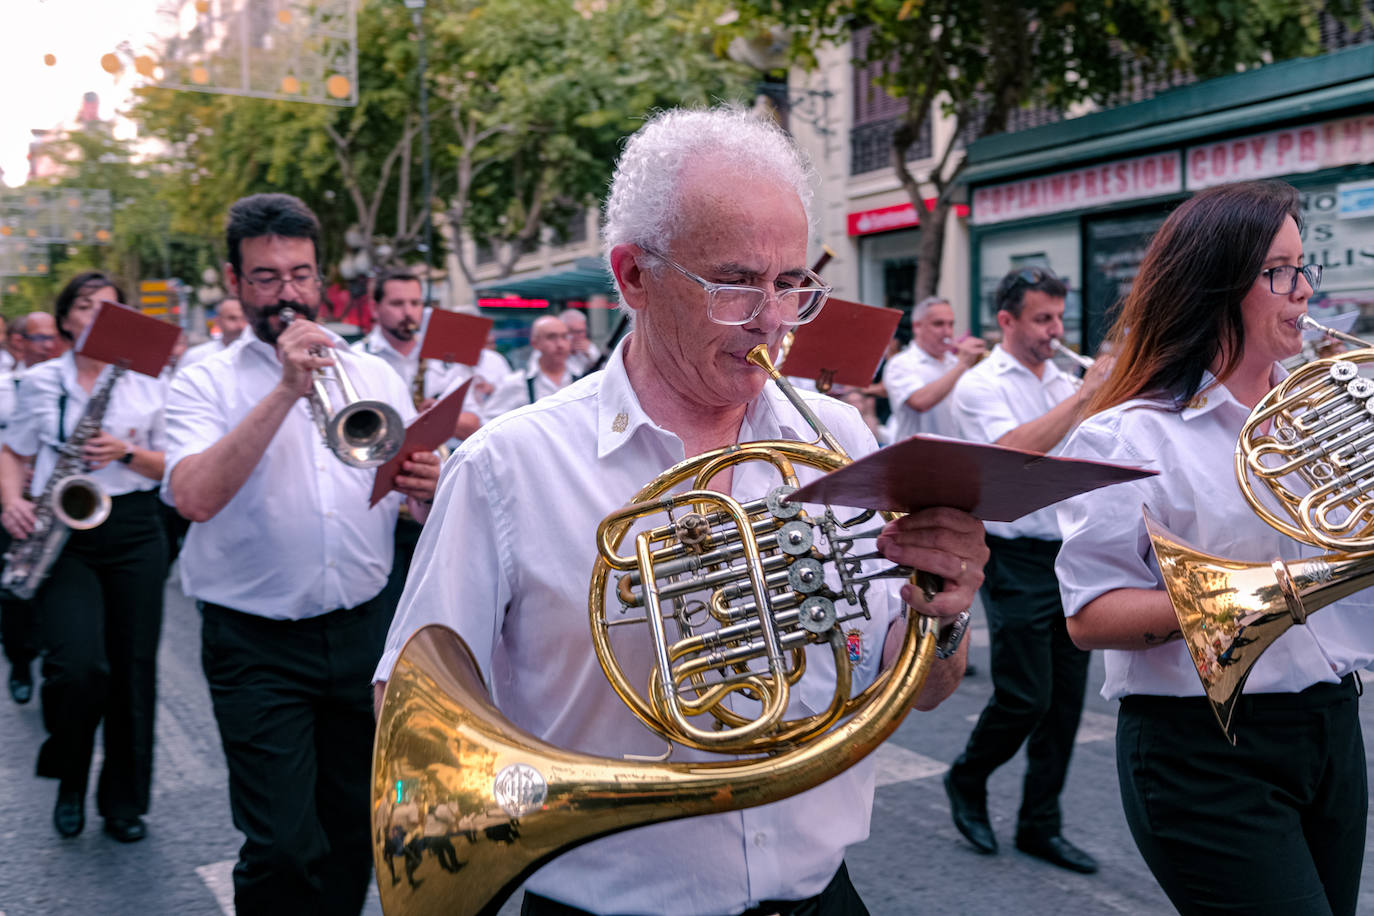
[1261,264,1322,296]
[641,247,832,327]
[242,271,323,298]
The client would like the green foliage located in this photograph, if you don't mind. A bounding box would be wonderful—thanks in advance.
[122,0,754,285]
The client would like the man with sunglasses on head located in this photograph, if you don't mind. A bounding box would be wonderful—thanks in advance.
[941,266,1113,875]
[161,193,439,916]
[373,107,986,916]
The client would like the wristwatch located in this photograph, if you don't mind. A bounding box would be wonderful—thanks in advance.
[935,609,971,659]
[118,444,135,465]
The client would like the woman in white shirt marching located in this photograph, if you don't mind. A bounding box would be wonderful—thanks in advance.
[0,272,169,845]
[1055,180,1373,916]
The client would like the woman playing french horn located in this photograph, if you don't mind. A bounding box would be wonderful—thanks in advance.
[1054,180,1373,916]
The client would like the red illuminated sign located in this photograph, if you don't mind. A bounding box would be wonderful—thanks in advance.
[477,297,550,309]
[847,199,971,236]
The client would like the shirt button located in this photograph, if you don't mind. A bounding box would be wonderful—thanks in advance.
[327,560,337,568]
[325,510,336,519]
[317,462,327,471]
[753,832,767,847]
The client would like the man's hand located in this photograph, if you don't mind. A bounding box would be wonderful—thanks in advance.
[1077,353,1115,404]
[275,318,336,398]
[955,336,987,368]
[875,507,988,621]
[82,431,131,471]
[472,378,494,400]
[394,450,440,504]
[1,498,37,540]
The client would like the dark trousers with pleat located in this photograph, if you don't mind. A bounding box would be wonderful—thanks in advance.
[0,527,39,679]
[35,489,167,820]
[1118,678,1366,916]
[200,593,389,916]
[948,535,1089,837]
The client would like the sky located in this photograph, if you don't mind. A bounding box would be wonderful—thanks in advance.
[2,0,169,187]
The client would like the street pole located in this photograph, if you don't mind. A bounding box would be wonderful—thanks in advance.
[404,0,434,305]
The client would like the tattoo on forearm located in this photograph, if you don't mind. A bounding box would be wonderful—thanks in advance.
[1143,629,1182,645]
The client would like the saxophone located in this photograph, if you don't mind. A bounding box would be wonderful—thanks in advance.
[0,366,123,599]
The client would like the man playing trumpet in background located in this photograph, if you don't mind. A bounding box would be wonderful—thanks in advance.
[883,295,986,442]
[163,193,439,916]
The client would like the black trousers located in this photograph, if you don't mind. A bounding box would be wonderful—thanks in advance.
[0,528,38,675]
[1118,677,1366,916]
[949,535,1089,835]
[201,594,389,916]
[376,515,422,625]
[35,489,167,820]
[521,861,869,916]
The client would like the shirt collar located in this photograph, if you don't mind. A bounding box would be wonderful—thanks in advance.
[1178,363,1288,421]
[987,343,1071,385]
[594,336,810,461]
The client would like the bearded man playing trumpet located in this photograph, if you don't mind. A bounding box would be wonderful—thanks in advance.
[1056,179,1374,916]
[373,107,985,916]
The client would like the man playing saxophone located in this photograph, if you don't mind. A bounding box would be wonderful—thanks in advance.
[0,272,169,845]
[374,107,986,916]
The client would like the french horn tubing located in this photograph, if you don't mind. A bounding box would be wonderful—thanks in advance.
[371,344,941,916]
[1146,314,1374,742]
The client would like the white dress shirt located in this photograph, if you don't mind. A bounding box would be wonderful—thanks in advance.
[376,343,903,915]
[0,350,15,372]
[8,353,167,497]
[1055,370,1374,700]
[883,343,963,441]
[0,368,15,445]
[178,328,256,370]
[567,342,601,377]
[476,363,574,422]
[162,332,414,619]
[355,319,467,402]
[952,344,1078,540]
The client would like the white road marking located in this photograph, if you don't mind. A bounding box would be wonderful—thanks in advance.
[195,860,235,916]
[872,742,949,787]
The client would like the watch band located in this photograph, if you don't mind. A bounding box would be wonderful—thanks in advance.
[118,445,135,465]
[935,609,971,660]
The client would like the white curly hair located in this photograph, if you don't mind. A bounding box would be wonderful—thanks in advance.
[602,106,817,308]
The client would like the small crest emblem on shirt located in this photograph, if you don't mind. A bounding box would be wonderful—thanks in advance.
[1186,395,1208,410]
[611,412,628,433]
[845,628,863,666]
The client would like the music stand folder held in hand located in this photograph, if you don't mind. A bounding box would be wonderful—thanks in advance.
[369,380,471,506]
[787,435,1156,522]
[420,311,493,367]
[782,298,901,393]
[76,301,181,377]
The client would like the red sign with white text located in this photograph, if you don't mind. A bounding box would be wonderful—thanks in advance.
[846,199,971,236]
[972,152,1182,225]
[1186,114,1374,189]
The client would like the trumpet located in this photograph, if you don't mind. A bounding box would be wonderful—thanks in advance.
[279,308,405,468]
[1051,338,1095,371]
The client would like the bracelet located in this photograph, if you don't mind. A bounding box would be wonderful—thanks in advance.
[935,609,971,659]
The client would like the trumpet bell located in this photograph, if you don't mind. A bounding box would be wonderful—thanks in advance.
[326,400,405,468]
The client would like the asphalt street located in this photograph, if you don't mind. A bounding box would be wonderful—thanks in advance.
[3,581,1374,916]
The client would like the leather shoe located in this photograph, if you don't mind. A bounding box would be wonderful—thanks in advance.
[944,770,997,854]
[104,816,147,843]
[53,789,84,838]
[1015,831,1098,874]
[8,665,32,704]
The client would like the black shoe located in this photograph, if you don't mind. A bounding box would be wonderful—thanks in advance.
[54,789,84,838]
[8,666,32,704]
[103,816,147,843]
[944,769,996,854]
[1015,831,1098,874]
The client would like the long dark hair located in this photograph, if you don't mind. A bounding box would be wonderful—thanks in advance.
[1088,180,1301,414]
[54,270,126,342]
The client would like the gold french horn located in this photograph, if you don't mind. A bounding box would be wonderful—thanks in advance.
[371,345,942,916]
[1146,314,1374,742]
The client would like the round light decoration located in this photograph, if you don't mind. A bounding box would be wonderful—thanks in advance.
[326,75,351,99]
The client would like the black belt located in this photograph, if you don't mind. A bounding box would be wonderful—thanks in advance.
[1121,672,1359,718]
[198,593,383,631]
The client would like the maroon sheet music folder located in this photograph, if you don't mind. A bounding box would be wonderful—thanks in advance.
[77,301,180,377]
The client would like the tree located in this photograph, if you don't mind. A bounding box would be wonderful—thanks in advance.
[737,0,1370,298]
[431,0,755,286]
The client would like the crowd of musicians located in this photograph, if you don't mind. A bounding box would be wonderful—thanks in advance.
[0,106,1370,916]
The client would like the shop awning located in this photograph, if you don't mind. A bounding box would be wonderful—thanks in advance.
[474,257,618,302]
[957,44,1374,191]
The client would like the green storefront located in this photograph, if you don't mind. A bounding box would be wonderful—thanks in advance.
[958,43,1374,354]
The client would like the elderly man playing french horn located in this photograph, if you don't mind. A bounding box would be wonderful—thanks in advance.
[373,107,985,916]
